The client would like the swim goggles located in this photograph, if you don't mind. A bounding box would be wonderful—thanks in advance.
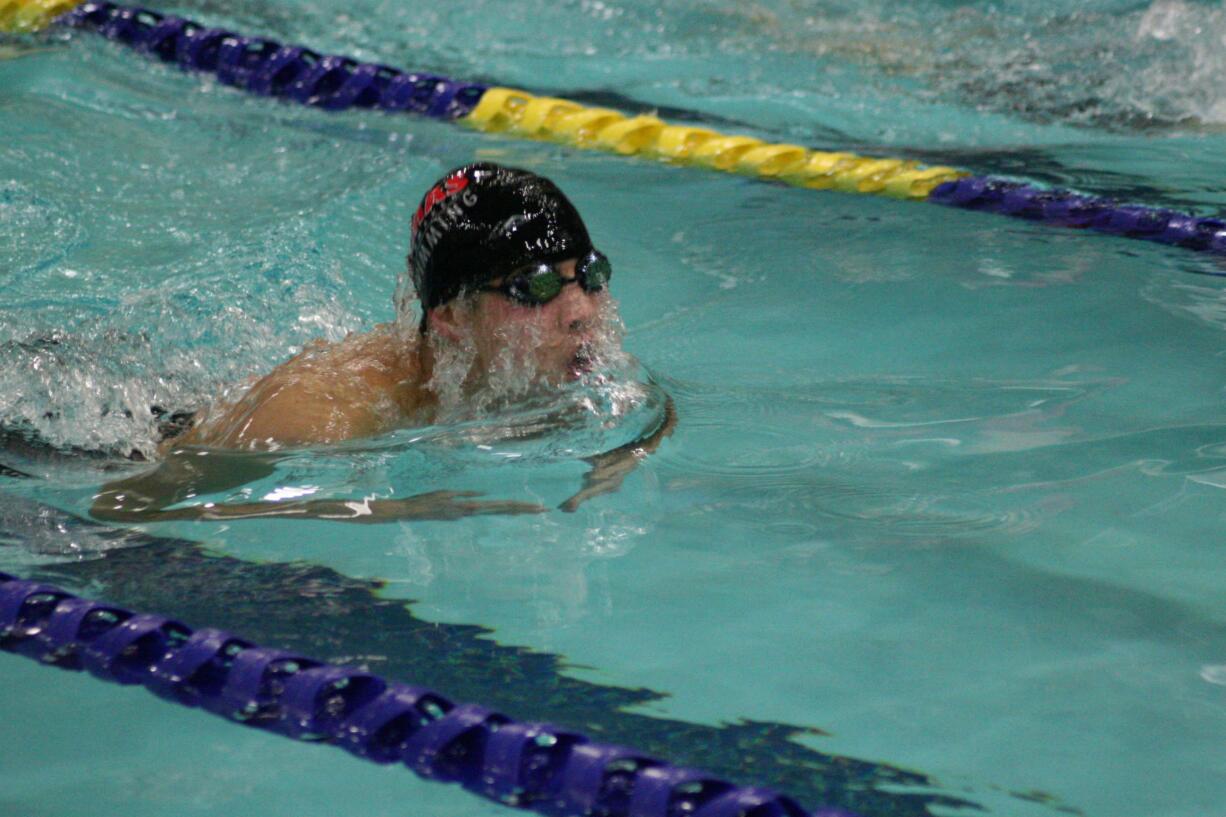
[480,250,612,306]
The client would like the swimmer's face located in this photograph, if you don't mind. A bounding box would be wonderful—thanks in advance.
[429,258,612,383]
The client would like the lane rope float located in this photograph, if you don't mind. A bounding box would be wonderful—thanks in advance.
[0,0,77,32]
[6,0,1226,255]
[0,571,858,817]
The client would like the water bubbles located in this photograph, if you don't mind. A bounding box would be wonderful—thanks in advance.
[1137,0,1196,42]
[930,0,1226,130]
[425,291,644,435]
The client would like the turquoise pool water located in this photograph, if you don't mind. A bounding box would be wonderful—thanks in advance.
[4,1,1226,815]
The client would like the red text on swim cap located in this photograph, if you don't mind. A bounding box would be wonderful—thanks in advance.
[412,172,470,233]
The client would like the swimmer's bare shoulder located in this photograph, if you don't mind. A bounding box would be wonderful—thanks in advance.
[93,326,547,524]
[172,324,424,450]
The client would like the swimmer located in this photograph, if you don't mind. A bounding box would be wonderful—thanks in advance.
[89,163,675,523]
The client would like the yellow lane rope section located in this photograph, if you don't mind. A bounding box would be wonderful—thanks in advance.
[464,87,968,200]
[0,0,80,32]
[0,0,968,201]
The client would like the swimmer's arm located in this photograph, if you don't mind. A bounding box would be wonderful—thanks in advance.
[559,395,677,512]
[93,491,544,523]
[90,448,278,523]
[90,451,544,524]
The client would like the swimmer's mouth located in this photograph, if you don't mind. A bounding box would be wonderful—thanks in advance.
[568,346,595,378]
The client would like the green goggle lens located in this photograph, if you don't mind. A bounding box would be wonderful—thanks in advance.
[526,270,564,303]
[582,253,612,288]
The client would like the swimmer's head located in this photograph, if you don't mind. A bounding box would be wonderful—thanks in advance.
[399,163,621,400]
[401,162,594,330]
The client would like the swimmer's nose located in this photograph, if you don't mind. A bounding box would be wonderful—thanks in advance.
[555,277,599,332]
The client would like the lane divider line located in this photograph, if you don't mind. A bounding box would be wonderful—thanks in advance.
[0,571,858,817]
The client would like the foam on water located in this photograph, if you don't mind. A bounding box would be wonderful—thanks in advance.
[925,0,1226,130]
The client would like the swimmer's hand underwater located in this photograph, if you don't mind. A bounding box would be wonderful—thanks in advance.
[89,448,545,524]
[559,395,676,512]
[91,480,545,524]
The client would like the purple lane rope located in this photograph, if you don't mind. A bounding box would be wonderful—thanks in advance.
[0,571,857,817]
[928,177,1226,254]
[59,2,488,118]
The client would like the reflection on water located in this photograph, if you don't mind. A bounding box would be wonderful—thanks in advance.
[657,374,1142,541]
[1144,277,1226,333]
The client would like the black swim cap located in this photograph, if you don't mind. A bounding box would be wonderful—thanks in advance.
[406,163,593,314]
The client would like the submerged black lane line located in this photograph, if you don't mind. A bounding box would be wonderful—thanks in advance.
[1,500,978,817]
